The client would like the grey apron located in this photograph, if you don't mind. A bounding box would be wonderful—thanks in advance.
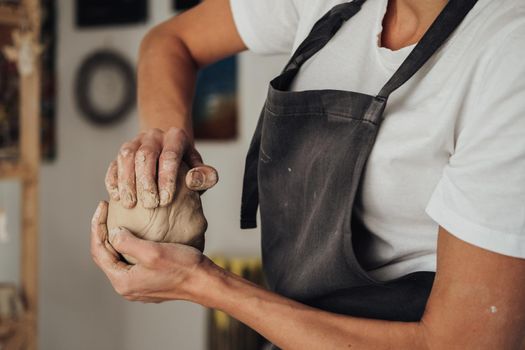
[241,0,478,324]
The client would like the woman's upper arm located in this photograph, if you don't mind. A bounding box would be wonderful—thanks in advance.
[422,28,525,348]
[421,226,525,349]
[143,0,301,67]
[144,0,248,67]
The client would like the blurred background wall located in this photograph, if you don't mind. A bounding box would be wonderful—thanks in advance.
[31,0,288,349]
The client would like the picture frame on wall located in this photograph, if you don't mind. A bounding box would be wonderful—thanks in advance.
[192,56,238,140]
[173,0,200,11]
[75,0,148,28]
[41,0,57,160]
[170,0,237,140]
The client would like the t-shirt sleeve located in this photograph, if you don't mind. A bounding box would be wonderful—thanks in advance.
[229,0,300,55]
[425,28,525,258]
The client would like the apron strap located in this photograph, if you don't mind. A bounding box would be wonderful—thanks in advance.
[241,1,368,228]
[377,0,478,99]
[273,0,367,90]
[241,0,478,229]
[285,0,366,71]
[241,108,264,229]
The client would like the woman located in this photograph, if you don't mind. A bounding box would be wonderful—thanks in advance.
[91,0,525,348]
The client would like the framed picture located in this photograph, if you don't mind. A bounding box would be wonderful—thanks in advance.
[76,0,148,27]
[74,50,136,126]
[173,0,200,11]
[41,0,57,160]
[192,56,237,140]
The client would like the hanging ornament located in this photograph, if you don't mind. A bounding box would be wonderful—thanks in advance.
[2,30,43,76]
[0,208,9,244]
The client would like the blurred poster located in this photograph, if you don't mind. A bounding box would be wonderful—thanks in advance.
[41,0,57,160]
[75,0,147,27]
[0,53,19,160]
[192,56,237,140]
[173,0,199,11]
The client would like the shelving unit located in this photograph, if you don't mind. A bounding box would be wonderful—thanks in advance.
[0,6,24,27]
[0,0,41,349]
[0,162,26,180]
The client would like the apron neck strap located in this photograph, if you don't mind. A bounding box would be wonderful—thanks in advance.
[278,0,367,84]
[377,0,478,99]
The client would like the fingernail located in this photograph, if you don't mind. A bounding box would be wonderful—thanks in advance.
[141,191,159,209]
[159,190,170,206]
[190,170,204,189]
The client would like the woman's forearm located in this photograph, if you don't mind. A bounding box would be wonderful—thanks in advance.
[93,211,525,349]
[137,0,246,135]
[184,230,525,350]
[138,27,198,134]
[191,263,426,350]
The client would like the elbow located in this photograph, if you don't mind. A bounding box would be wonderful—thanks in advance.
[416,319,459,350]
[139,25,171,61]
[415,321,434,350]
[138,25,199,70]
[415,320,524,350]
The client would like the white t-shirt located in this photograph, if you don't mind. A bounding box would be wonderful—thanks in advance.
[230,0,525,280]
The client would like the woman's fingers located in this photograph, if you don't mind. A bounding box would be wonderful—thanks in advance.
[105,160,120,201]
[92,203,205,302]
[113,127,218,209]
[90,201,129,272]
[185,147,219,191]
[117,137,142,209]
[135,129,163,209]
[91,201,109,244]
[158,127,186,206]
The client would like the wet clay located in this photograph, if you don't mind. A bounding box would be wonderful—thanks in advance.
[107,162,207,264]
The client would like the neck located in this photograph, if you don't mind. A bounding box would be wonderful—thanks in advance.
[380,0,448,50]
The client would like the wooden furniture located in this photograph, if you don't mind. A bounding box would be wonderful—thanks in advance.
[0,1,42,349]
[208,257,267,350]
[0,283,28,350]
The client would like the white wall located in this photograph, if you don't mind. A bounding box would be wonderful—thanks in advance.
[0,180,21,284]
[35,1,287,350]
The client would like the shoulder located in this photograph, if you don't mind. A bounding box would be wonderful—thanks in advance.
[228,0,302,54]
[468,0,525,53]
[447,0,525,100]
[229,0,359,54]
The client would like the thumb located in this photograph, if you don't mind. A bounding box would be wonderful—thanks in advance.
[186,165,219,192]
[108,227,154,265]
[185,147,218,192]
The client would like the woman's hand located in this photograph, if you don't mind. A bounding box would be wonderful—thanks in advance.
[92,199,525,348]
[105,127,218,209]
[90,201,211,303]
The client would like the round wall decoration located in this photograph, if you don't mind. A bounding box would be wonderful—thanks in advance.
[75,50,136,125]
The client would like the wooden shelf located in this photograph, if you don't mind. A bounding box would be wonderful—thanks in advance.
[0,313,33,348]
[0,160,27,180]
[0,1,41,348]
[0,6,24,26]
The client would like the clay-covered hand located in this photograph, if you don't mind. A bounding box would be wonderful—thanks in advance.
[91,201,210,303]
[105,127,219,209]
[106,161,207,264]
